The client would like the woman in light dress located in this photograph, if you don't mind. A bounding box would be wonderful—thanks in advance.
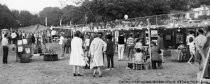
[89,33,107,77]
[69,31,86,76]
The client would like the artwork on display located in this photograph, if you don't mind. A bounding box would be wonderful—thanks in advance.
[151,30,158,37]
[176,34,184,44]
[25,48,31,54]
[165,35,171,40]
[23,39,28,44]
[17,40,23,45]
[18,46,23,52]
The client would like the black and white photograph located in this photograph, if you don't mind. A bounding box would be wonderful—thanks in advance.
[0,0,210,84]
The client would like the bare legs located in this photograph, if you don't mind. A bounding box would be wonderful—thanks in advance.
[188,52,194,64]
[73,66,82,76]
[93,67,102,77]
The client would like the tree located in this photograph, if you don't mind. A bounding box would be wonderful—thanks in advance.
[199,0,210,5]
[0,4,17,29]
[170,0,188,11]
[19,10,34,27]
[39,7,63,26]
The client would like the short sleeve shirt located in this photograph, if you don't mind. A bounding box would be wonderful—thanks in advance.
[194,35,207,48]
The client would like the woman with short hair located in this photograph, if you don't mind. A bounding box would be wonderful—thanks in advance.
[69,31,86,76]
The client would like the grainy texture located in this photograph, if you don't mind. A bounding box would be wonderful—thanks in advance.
[0,43,198,84]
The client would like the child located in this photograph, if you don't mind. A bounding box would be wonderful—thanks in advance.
[133,48,144,63]
[187,37,195,64]
[126,48,144,70]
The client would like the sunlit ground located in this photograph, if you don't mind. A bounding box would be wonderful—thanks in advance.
[0,43,198,84]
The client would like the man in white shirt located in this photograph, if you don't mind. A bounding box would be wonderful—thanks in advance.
[194,29,207,71]
[2,34,9,64]
[59,34,65,59]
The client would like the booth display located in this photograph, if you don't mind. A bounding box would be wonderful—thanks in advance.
[18,40,32,63]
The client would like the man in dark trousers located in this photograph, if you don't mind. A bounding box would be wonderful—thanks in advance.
[105,34,115,70]
[2,34,9,64]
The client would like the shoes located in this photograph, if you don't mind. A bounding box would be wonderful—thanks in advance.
[73,73,83,76]
[187,62,192,65]
[93,75,96,77]
[111,68,114,70]
[73,73,77,76]
[77,74,83,76]
[99,75,102,77]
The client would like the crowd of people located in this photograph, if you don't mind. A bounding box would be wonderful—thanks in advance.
[0,29,65,62]
[66,30,166,77]
[186,29,209,71]
[1,28,210,78]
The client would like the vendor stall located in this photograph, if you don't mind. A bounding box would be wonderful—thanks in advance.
[17,39,32,63]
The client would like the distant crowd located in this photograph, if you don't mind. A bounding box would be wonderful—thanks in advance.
[1,28,210,78]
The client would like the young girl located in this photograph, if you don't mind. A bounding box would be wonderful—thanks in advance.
[133,48,144,63]
[126,48,144,70]
[187,37,195,64]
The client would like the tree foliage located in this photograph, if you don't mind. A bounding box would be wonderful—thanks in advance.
[0,0,210,29]
[0,4,17,29]
[39,7,63,26]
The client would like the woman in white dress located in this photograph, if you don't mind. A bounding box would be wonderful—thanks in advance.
[69,31,86,76]
[89,33,107,77]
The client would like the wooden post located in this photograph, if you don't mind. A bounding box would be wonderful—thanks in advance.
[147,18,152,69]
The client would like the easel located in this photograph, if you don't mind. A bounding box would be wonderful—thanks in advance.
[199,49,210,84]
